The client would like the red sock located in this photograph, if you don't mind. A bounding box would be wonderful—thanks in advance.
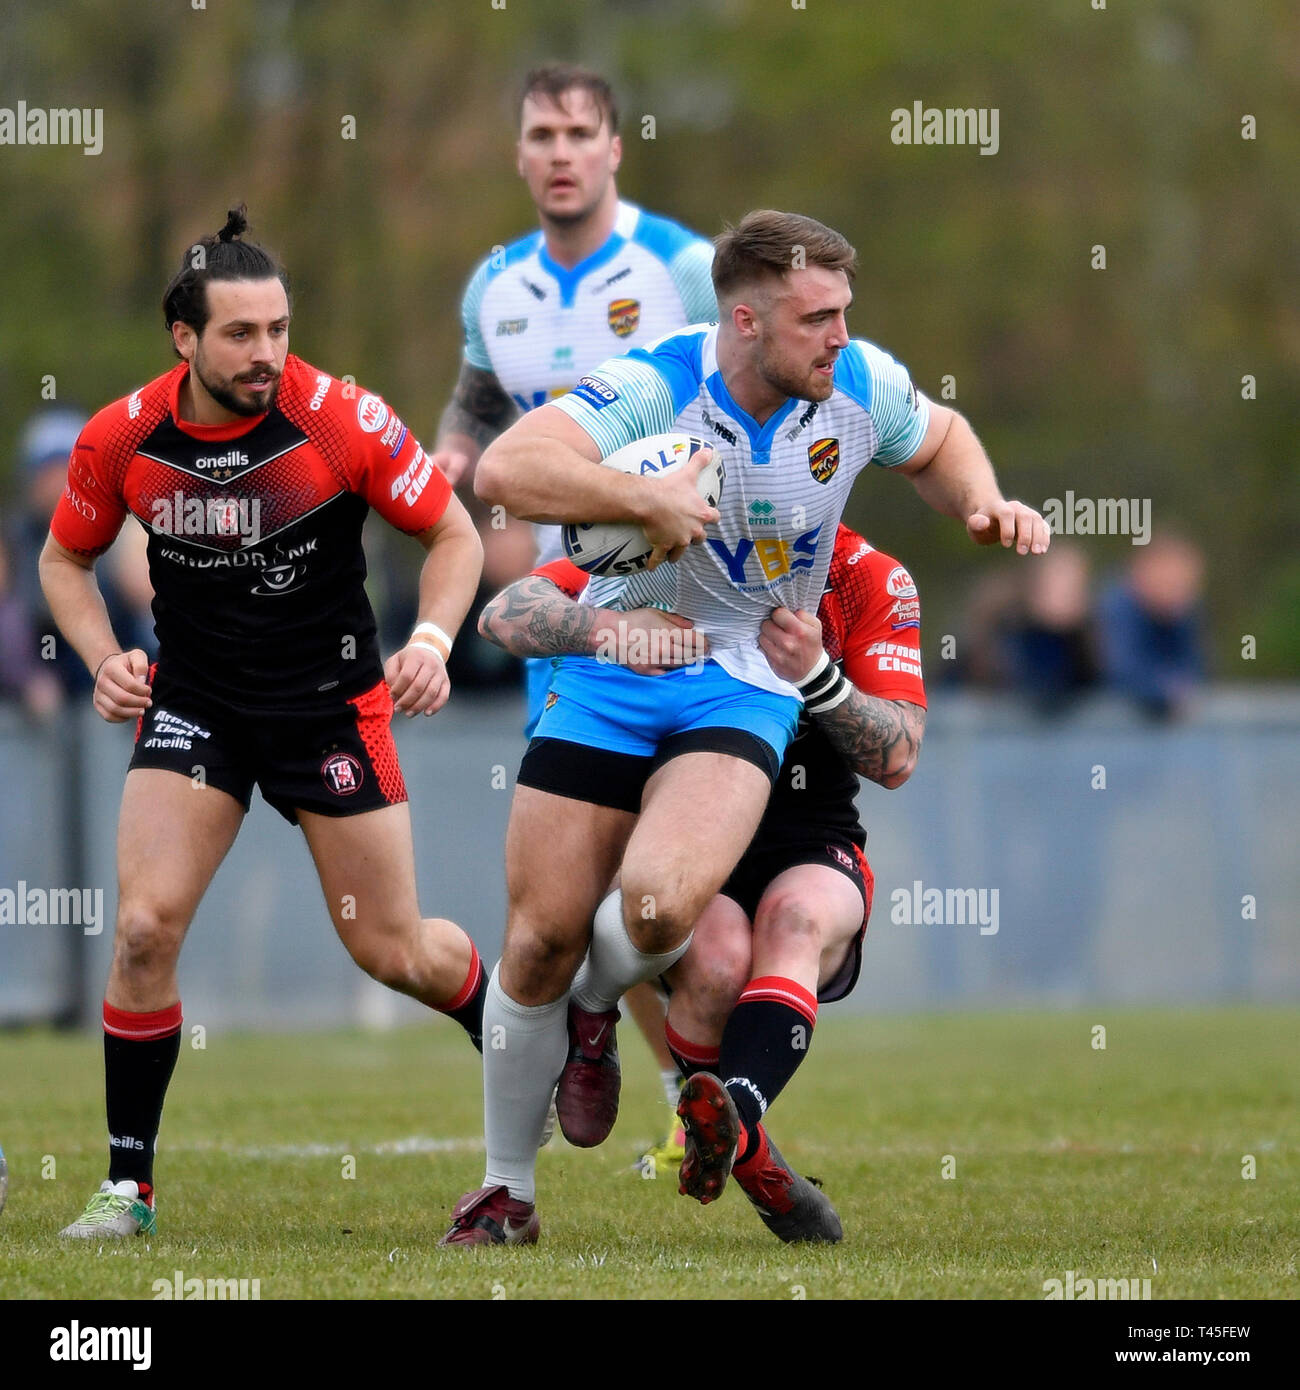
[664,1021,720,1080]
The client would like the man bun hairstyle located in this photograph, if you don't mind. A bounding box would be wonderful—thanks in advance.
[519,63,619,134]
[162,203,291,347]
[712,210,857,304]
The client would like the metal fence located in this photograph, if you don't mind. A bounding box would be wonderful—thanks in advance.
[1,687,1297,1029]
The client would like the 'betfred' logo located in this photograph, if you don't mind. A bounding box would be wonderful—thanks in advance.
[356,394,389,434]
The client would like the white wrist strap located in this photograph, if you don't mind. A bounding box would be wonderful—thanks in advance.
[407,621,453,661]
[794,650,831,690]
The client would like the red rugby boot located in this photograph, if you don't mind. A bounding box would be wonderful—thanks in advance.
[438,1185,540,1248]
[676,1072,741,1204]
[555,1003,621,1148]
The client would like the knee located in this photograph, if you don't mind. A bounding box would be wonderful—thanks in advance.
[680,937,751,1028]
[113,902,185,978]
[350,933,414,993]
[619,870,700,954]
[755,892,825,958]
[503,918,584,999]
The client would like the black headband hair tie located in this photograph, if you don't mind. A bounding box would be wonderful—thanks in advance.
[217,203,249,243]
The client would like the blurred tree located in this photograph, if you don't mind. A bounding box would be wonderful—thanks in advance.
[1,0,1294,673]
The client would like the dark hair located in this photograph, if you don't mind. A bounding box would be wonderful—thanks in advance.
[162,204,290,347]
[518,64,618,134]
[712,210,857,303]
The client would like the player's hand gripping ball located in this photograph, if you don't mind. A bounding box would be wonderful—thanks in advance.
[562,432,724,577]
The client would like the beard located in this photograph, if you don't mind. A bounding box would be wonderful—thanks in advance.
[192,350,281,417]
[756,350,835,405]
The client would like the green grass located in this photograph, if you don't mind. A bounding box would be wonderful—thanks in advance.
[0,1009,1296,1299]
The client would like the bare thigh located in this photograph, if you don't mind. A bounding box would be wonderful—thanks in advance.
[500,786,635,1004]
[620,752,771,952]
[109,769,246,1009]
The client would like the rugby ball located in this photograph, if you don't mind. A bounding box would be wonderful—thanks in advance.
[562,432,724,577]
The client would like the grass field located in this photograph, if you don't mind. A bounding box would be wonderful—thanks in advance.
[0,1008,1295,1300]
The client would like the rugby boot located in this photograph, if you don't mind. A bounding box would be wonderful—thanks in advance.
[555,1003,621,1147]
[438,1185,540,1247]
[676,1072,741,1204]
[59,1179,156,1239]
[732,1126,843,1244]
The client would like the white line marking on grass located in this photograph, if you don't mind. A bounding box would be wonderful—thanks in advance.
[171,1135,485,1160]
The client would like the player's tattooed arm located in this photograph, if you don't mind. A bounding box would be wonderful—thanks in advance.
[438,363,519,452]
[480,576,708,674]
[811,694,926,789]
[479,576,599,658]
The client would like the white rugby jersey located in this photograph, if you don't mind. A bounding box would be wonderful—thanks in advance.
[552,324,930,696]
[460,199,717,562]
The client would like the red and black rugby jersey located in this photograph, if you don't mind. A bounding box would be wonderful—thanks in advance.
[50,355,451,713]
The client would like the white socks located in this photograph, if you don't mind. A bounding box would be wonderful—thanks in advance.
[571,890,693,1015]
[480,964,568,1204]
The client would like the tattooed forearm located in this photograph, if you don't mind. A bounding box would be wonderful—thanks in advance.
[478,577,597,658]
[812,693,926,788]
[438,363,519,450]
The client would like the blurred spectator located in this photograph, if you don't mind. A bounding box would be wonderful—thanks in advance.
[941,567,1021,688]
[1099,533,1207,720]
[1001,542,1100,714]
[0,523,61,718]
[7,407,152,697]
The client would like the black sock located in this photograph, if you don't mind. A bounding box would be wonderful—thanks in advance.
[442,946,486,1052]
[103,1001,183,1191]
[718,977,818,1163]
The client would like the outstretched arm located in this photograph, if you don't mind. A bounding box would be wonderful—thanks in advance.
[897,402,1050,556]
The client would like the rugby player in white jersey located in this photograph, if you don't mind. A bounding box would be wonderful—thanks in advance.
[474,522,928,1243]
[429,63,716,733]
[431,63,718,1168]
[441,209,1048,1246]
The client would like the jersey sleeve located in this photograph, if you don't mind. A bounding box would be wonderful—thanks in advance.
[667,238,718,325]
[533,558,589,601]
[343,390,452,534]
[841,551,927,706]
[460,258,494,372]
[48,415,130,559]
[550,354,681,457]
[838,339,931,468]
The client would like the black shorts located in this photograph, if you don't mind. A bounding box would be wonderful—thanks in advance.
[516,731,781,815]
[720,830,874,1004]
[129,664,408,825]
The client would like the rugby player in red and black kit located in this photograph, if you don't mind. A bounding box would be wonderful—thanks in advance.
[471,522,926,1243]
[40,207,487,1239]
